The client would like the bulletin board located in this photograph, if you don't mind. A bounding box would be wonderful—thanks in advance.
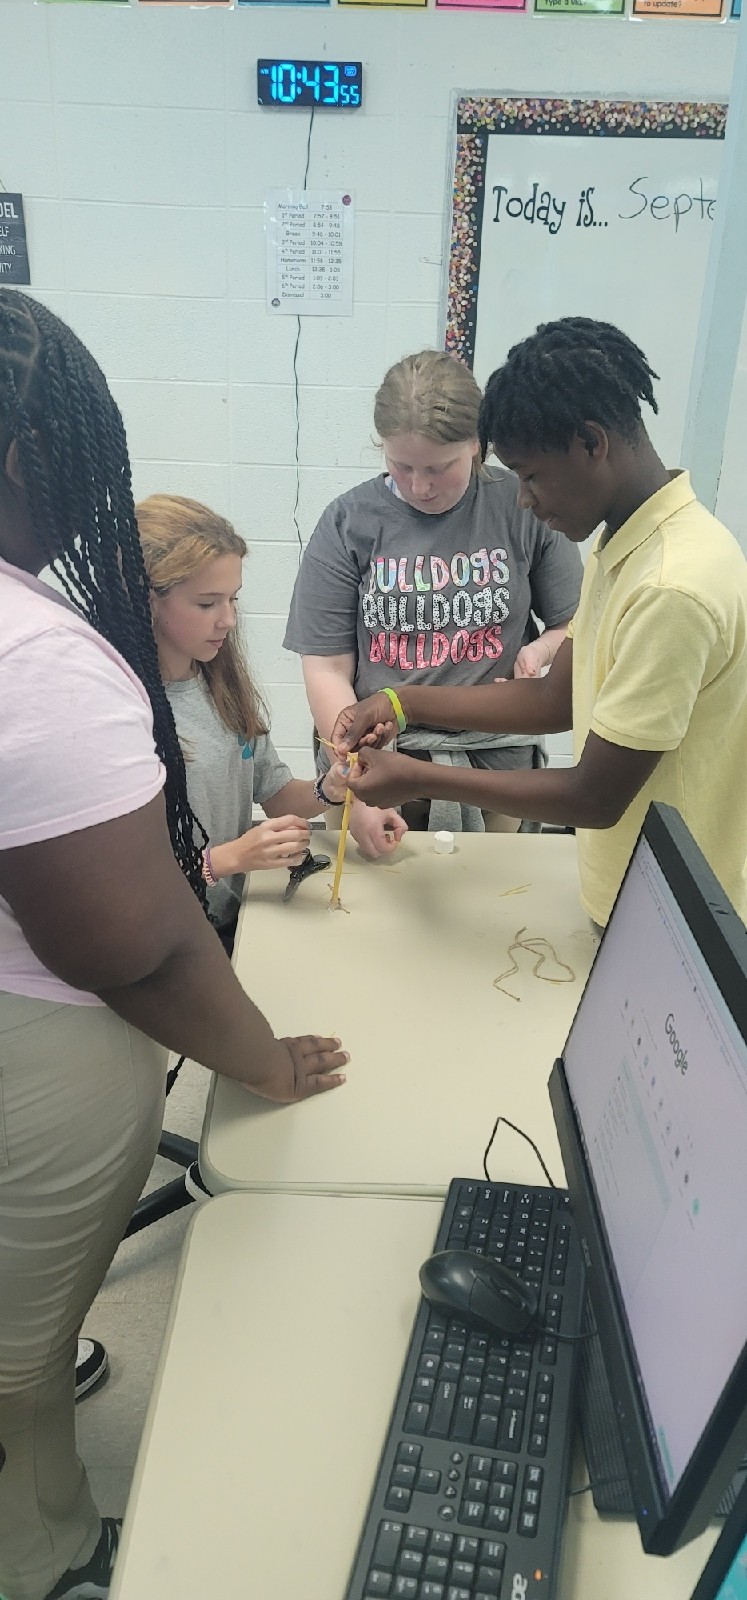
[445,97,726,465]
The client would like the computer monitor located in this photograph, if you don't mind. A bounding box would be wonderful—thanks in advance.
[549,803,747,1556]
[690,1473,747,1600]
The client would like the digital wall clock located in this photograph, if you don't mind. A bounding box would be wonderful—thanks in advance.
[257,60,363,110]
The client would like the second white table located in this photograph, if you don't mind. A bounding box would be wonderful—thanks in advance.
[201,834,597,1197]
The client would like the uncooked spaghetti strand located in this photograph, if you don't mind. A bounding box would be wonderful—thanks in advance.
[493,927,576,1000]
[329,752,358,909]
[515,928,576,985]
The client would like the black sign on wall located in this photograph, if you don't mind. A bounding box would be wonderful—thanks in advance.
[0,195,30,285]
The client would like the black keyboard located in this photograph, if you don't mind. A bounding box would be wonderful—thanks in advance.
[344,1179,585,1600]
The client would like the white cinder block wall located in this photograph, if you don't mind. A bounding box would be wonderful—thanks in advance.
[3,0,743,775]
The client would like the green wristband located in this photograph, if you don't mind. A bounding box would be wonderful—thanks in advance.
[382,686,407,733]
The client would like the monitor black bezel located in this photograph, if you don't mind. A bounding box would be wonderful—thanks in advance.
[690,1472,747,1600]
[549,803,747,1556]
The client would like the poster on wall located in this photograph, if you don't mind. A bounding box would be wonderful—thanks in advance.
[338,0,426,9]
[135,1,233,8]
[445,96,725,467]
[239,0,327,7]
[535,0,624,13]
[436,0,526,13]
[0,195,31,285]
[732,0,741,13]
[632,0,722,15]
[265,188,354,316]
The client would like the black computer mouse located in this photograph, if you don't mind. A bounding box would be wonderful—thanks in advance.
[419,1249,539,1338]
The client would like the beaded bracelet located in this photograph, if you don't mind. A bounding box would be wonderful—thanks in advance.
[202,846,219,887]
[312,773,338,809]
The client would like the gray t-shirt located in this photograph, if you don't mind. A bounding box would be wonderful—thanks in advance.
[165,675,292,929]
[285,468,581,717]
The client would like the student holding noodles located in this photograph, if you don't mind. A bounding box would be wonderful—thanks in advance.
[332,319,747,929]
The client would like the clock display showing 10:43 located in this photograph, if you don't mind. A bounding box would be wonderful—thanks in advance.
[257,60,363,110]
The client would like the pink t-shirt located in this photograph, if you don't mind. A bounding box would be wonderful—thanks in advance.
[0,558,165,1006]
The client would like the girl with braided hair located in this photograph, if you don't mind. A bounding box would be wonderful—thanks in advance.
[331,317,747,930]
[0,291,347,1600]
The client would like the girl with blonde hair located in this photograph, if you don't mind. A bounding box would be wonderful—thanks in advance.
[138,494,347,941]
[285,350,583,852]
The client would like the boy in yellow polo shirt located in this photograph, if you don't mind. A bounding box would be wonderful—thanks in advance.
[330,317,747,926]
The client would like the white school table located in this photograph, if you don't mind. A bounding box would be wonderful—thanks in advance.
[111,1191,717,1600]
[200,834,598,1199]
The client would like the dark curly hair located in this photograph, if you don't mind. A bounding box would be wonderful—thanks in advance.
[0,289,208,907]
[479,316,659,458]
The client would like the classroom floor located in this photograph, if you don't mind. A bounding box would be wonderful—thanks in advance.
[76,1058,210,1518]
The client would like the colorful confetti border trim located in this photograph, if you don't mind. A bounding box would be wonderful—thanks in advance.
[446,97,726,367]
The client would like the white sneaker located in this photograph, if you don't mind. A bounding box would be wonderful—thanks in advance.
[75,1338,108,1403]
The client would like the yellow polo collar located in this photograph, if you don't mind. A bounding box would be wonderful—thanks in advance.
[594,470,695,574]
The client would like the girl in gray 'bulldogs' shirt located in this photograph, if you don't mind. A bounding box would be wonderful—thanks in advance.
[284,349,583,857]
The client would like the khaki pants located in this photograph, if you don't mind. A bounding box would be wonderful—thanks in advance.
[399,800,520,834]
[0,992,167,1600]
[398,748,530,835]
[328,802,521,837]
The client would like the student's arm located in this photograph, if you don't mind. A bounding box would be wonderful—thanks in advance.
[333,637,575,751]
[513,625,571,679]
[302,652,358,746]
[513,509,582,679]
[208,817,312,875]
[285,498,407,860]
[207,759,351,878]
[262,779,338,818]
[344,576,729,831]
[347,730,662,830]
[339,637,662,828]
[302,655,407,858]
[0,795,347,1102]
[206,731,331,877]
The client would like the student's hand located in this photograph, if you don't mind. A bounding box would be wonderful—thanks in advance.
[256,1034,349,1103]
[331,693,398,754]
[513,639,552,679]
[349,799,408,859]
[236,816,311,872]
[320,761,350,806]
[347,751,422,812]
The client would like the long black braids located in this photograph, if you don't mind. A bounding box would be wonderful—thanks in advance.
[0,288,208,909]
[479,316,660,458]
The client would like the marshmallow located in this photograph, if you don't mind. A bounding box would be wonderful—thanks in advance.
[434,830,455,855]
